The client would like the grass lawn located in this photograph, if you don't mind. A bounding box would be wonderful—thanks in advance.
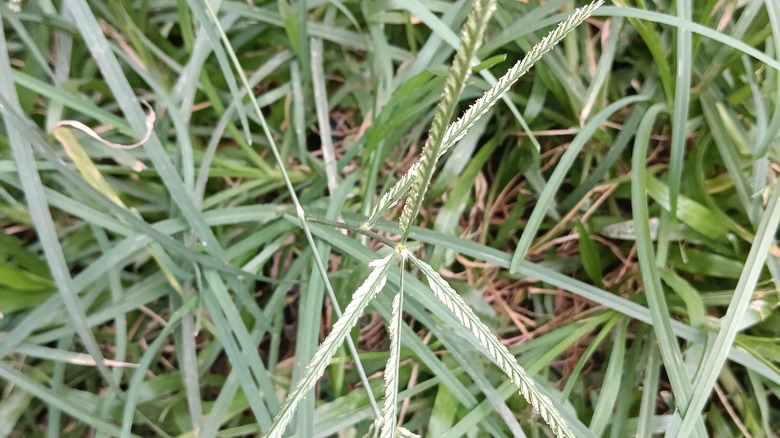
[1,0,779,436]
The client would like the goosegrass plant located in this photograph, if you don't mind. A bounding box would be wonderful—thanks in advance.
[2,0,780,437]
[268,2,602,437]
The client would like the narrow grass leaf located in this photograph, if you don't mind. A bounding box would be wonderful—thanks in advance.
[510,93,648,272]
[610,326,647,438]
[428,381,460,437]
[2,10,55,81]
[0,23,120,391]
[589,320,628,436]
[201,284,273,429]
[701,94,754,218]
[672,183,780,436]
[11,70,132,133]
[559,85,652,211]
[645,175,730,240]
[11,343,137,368]
[667,0,693,224]
[473,53,506,72]
[0,385,32,436]
[222,1,410,61]
[576,222,603,287]
[579,16,622,125]
[203,270,280,412]
[636,345,662,438]
[310,37,339,194]
[0,363,122,436]
[753,0,780,158]
[595,6,780,73]
[659,269,707,327]
[561,314,621,401]
[121,298,197,437]
[631,103,707,437]
[185,0,251,140]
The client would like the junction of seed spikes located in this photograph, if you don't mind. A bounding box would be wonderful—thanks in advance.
[394,245,410,259]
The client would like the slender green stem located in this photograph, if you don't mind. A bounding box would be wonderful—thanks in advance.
[303,215,398,249]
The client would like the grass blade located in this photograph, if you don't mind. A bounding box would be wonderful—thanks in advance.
[596,6,780,73]
[663,0,693,258]
[121,298,197,437]
[0,21,120,392]
[310,37,339,194]
[672,183,780,436]
[509,94,648,272]
[588,320,628,436]
[631,103,707,437]
[0,363,122,436]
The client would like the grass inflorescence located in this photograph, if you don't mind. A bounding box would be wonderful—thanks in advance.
[1,0,779,437]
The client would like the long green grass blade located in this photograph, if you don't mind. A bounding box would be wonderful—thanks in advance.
[510,94,648,272]
[671,184,780,436]
[664,0,693,259]
[631,103,707,437]
[0,20,120,392]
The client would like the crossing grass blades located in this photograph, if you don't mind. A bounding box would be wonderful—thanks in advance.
[265,1,604,437]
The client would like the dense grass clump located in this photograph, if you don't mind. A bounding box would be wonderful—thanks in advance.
[0,0,779,437]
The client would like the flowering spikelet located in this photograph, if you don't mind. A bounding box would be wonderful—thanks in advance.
[409,253,576,438]
[398,0,496,236]
[264,253,395,438]
[440,0,604,150]
[365,0,604,234]
[379,291,404,438]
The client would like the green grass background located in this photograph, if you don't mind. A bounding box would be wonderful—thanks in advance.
[0,0,779,436]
